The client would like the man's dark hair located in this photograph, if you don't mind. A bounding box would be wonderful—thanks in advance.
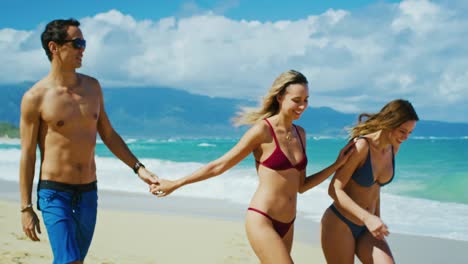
[41,18,80,61]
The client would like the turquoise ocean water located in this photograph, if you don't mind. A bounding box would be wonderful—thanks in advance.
[1,136,467,241]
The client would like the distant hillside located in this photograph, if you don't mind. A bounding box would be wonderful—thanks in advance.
[1,84,467,137]
[0,83,30,126]
[102,87,251,136]
[0,122,19,138]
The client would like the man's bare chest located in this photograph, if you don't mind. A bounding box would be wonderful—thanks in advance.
[41,91,100,129]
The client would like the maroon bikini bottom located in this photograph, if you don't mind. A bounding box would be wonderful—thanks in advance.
[248,207,296,238]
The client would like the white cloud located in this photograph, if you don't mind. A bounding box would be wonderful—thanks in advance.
[0,0,467,122]
[0,28,48,82]
[438,71,468,103]
[392,0,443,34]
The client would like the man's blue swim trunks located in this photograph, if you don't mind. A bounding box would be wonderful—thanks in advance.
[38,180,98,264]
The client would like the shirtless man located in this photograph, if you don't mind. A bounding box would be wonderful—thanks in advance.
[19,18,158,264]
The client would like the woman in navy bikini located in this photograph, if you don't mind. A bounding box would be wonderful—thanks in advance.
[151,69,354,263]
[321,99,418,264]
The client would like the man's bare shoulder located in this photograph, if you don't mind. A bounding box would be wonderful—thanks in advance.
[20,79,53,119]
[22,79,49,107]
[77,73,103,98]
[78,73,100,88]
[78,73,98,83]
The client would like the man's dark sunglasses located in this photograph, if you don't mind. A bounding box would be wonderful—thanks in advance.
[63,38,86,49]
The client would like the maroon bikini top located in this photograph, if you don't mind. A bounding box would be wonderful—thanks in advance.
[256,119,308,171]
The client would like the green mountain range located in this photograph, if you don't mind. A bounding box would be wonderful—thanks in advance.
[1,83,467,138]
[0,122,19,138]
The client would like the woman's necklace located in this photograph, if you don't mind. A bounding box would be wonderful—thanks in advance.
[286,129,293,141]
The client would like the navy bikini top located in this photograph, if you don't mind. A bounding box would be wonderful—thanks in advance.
[256,119,308,171]
[351,137,395,187]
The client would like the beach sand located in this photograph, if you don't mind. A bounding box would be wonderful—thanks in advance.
[1,179,467,263]
[0,200,323,264]
[0,180,323,264]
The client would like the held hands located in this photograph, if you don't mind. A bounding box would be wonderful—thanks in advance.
[21,208,41,241]
[137,167,159,185]
[334,140,356,168]
[363,214,390,240]
[149,178,179,197]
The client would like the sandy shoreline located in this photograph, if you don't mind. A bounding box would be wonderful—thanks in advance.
[1,179,467,263]
[1,200,324,263]
[0,180,323,263]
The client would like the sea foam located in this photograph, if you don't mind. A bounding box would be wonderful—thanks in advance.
[1,144,467,241]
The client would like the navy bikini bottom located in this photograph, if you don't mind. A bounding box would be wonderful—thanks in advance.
[330,204,368,239]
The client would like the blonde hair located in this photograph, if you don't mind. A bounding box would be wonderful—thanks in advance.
[233,70,308,126]
[349,99,419,139]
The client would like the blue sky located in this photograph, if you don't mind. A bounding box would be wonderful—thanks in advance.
[1,0,467,123]
[2,0,400,29]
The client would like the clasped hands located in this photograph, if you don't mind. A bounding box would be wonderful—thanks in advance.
[136,167,174,197]
[148,178,178,198]
[136,167,175,197]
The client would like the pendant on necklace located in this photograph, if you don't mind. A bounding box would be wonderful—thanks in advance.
[286,131,292,141]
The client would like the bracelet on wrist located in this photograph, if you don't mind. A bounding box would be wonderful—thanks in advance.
[21,203,33,212]
[133,161,145,174]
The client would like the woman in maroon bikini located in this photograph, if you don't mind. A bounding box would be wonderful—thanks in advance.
[151,69,354,263]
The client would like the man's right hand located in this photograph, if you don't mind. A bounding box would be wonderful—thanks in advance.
[21,209,41,241]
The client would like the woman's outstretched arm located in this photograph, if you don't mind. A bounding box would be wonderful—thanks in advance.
[152,123,265,197]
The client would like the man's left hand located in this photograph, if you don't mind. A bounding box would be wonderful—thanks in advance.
[137,167,159,185]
